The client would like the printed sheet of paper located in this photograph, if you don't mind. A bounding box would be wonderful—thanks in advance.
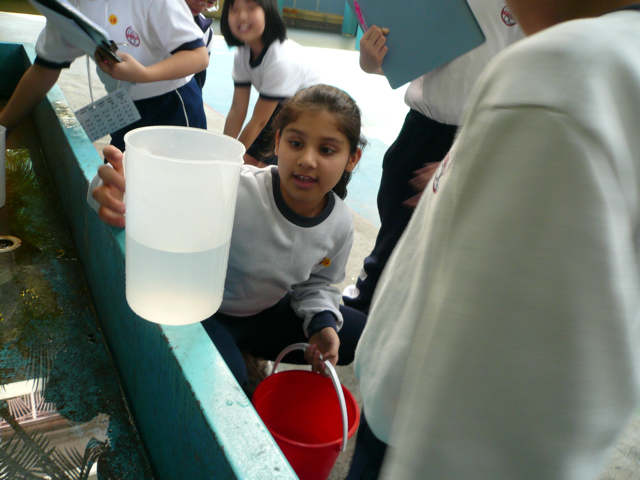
[74,87,140,141]
[347,0,486,89]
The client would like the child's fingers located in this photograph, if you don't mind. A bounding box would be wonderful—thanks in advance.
[103,145,125,172]
[409,162,440,191]
[94,49,113,73]
[98,165,126,193]
[311,349,323,374]
[412,161,440,177]
[98,206,125,228]
[403,192,422,209]
[304,343,317,364]
[92,183,125,215]
[361,25,387,50]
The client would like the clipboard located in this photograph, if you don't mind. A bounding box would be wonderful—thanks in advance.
[347,0,486,89]
[29,0,121,62]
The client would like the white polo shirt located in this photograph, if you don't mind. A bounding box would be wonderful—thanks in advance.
[405,0,524,125]
[35,0,205,101]
[232,38,323,99]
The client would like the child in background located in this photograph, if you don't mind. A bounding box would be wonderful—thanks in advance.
[89,84,367,389]
[0,0,209,151]
[343,2,523,317]
[220,0,323,166]
[185,0,217,90]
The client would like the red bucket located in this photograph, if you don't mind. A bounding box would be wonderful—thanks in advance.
[252,344,361,480]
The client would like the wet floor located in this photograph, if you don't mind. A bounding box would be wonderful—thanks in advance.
[0,105,155,479]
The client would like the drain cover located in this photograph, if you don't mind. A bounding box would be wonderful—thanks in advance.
[0,236,21,253]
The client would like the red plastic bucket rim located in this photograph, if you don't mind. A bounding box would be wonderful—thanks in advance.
[253,369,361,450]
[253,343,360,452]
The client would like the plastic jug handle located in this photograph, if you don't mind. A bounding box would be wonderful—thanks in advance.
[271,343,349,453]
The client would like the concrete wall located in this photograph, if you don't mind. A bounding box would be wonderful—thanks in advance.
[282,0,346,16]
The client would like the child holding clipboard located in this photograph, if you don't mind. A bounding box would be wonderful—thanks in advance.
[344,2,524,478]
[0,0,209,150]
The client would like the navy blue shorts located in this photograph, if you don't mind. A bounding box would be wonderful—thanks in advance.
[201,293,367,387]
[245,101,283,165]
[110,77,207,151]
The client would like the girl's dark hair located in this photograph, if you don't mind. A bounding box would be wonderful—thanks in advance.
[220,0,287,48]
[272,84,367,200]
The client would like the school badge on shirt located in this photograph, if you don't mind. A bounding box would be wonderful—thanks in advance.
[501,6,517,26]
[126,27,141,47]
[315,257,331,267]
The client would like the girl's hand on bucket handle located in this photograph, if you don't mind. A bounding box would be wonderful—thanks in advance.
[307,328,340,376]
[92,145,126,228]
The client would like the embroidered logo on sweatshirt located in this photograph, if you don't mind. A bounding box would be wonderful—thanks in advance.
[126,27,141,47]
[315,257,331,267]
[501,6,517,26]
[432,152,453,194]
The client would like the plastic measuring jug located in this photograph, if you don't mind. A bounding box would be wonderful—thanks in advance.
[124,126,244,325]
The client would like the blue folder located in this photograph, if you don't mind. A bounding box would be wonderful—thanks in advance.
[347,0,486,89]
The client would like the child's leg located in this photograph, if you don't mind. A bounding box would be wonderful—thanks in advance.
[244,102,282,166]
[343,110,457,314]
[235,294,367,365]
[335,305,367,365]
[200,317,249,386]
[346,411,388,480]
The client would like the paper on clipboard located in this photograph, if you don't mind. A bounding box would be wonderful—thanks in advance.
[347,0,486,89]
[28,0,121,62]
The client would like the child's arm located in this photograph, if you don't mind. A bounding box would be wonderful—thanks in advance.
[359,26,390,75]
[95,47,209,84]
[223,86,251,139]
[291,225,355,368]
[0,64,61,135]
[236,97,279,151]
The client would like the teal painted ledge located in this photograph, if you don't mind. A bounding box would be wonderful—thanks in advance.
[1,42,296,480]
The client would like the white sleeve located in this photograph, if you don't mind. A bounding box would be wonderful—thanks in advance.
[290,226,354,337]
[35,20,85,65]
[259,58,303,98]
[231,48,251,84]
[258,41,315,98]
[146,0,204,53]
[381,105,640,479]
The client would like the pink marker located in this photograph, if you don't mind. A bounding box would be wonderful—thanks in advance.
[354,1,368,31]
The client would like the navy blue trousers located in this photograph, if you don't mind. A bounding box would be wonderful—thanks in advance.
[110,77,207,151]
[201,293,367,386]
[346,412,388,480]
[343,109,458,313]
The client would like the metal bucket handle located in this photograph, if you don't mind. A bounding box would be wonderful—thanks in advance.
[271,343,349,452]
